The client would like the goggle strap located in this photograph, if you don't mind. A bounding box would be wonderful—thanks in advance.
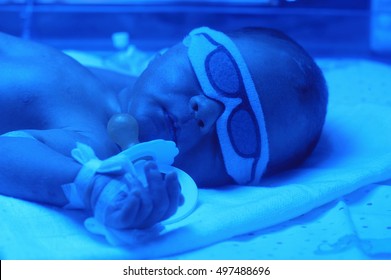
[185,27,269,184]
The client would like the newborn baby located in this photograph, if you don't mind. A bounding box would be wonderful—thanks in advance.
[0,26,327,230]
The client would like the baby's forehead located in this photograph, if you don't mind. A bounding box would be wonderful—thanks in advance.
[158,34,303,103]
[151,42,202,92]
[162,42,189,65]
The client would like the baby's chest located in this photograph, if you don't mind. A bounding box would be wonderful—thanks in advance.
[0,65,104,132]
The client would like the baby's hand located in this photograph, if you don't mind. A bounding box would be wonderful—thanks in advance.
[91,161,183,230]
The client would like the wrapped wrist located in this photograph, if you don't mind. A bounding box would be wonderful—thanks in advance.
[61,142,134,210]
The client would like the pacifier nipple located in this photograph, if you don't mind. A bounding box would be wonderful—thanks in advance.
[107,113,139,150]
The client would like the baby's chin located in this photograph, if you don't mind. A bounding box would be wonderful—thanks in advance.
[136,121,162,143]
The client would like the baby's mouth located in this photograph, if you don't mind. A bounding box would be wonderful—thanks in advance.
[164,109,179,144]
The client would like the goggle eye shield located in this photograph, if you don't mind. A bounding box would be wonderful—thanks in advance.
[184,27,269,184]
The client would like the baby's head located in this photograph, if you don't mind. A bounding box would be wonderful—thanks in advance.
[126,26,328,186]
[224,27,328,176]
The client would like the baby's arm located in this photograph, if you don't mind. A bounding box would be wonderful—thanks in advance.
[0,133,80,206]
[0,130,183,229]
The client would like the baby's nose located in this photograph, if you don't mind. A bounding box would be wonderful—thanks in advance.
[189,95,224,134]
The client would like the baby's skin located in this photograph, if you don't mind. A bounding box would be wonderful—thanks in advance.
[0,32,183,229]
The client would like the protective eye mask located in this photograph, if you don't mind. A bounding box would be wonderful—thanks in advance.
[184,27,269,184]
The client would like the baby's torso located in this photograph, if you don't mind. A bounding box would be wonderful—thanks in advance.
[0,33,119,135]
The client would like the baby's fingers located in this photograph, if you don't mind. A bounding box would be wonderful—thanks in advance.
[129,188,154,228]
[103,190,141,229]
[163,171,182,220]
[138,162,169,226]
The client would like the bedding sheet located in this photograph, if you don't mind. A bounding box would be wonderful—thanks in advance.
[1,58,391,260]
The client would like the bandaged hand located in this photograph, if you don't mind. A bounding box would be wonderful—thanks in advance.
[90,161,184,230]
[62,141,187,232]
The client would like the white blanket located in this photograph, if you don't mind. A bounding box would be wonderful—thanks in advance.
[1,59,391,259]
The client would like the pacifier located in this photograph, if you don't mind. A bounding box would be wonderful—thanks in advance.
[107,113,139,150]
[106,113,198,225]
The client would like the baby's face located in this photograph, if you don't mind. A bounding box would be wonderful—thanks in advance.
[125,42,234,186]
